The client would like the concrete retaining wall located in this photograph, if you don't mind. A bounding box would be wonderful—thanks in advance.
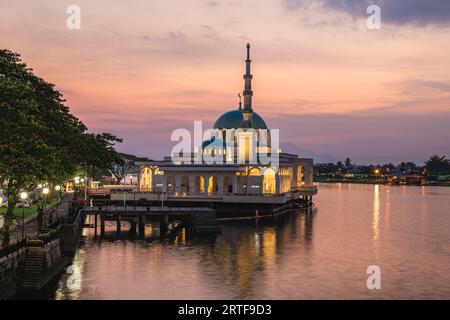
[43,240,62,272]
[0,248,26,298]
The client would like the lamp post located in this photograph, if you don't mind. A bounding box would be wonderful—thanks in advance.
[55,185,61,221]
[74,177,80,197]
[55,185,61,201]
[42,187,49,211]
[20,191,28,240]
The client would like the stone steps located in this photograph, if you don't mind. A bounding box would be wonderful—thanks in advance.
[17,251,45,289]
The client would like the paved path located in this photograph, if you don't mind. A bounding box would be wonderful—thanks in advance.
[8,193,74,243]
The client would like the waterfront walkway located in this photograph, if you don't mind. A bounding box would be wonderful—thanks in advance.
[8,193,73,244]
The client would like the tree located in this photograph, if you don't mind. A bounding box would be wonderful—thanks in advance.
[109,155,135,184]
[345,158,353,169]
[425,155,450,176]
[336,161,344,172]
[0,49,122,245]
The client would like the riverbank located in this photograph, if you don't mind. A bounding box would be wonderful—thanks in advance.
[314,178,450,187]
[0,193,81,299]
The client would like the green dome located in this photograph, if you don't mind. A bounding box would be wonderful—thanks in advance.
[213,109,268,129]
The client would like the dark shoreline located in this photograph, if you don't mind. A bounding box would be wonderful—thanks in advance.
[314,180,450,187]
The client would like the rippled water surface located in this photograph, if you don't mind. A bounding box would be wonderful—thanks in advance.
[51,184,450,299]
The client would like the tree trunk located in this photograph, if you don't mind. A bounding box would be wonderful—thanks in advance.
[5,195,16,220]
[1,224,10,247]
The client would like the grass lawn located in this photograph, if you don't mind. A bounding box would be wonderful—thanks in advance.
[0,196,59,220]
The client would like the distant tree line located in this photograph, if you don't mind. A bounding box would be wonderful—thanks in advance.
[315,155,450,178]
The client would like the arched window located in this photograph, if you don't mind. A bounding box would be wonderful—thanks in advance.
[263,168,276,194]
[208,176,218,194]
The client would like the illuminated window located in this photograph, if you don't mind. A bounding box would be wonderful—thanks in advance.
[263,168,276,194]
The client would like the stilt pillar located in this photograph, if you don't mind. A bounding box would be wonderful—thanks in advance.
[160,214,168,237]
[100,215,105,239]
[116,214,121,237]
[139,214,145,238]
[130,220,137,237]
[94,214,98,239]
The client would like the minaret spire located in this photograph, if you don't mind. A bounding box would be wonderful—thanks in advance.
[242,43,253,112]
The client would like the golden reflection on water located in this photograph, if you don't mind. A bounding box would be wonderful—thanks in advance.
[384,186,391,234]
[372,185,381,257]
[261,229,277,269]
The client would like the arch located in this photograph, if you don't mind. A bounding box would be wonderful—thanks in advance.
[223,176,233,194]
[181,176,190,193]
[167,175,175,193]
[208,176,218,194]
[140,166,152,192]
[263,167,276,194]
[247,167,262,194]
[195,176,205,193]
[249,167,261,176]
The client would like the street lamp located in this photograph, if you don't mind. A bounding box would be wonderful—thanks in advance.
[55,185,61,203]
[55,185,61,222]
[43,187,49,211]
[20,191,28,239]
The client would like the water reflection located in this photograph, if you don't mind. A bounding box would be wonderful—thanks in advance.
[32,184,450,299]
[46,210,315,300]
[372,185,380,247]
[191,212,315,299]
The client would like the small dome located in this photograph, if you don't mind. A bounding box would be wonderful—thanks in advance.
[202,136,225,148]
[213,109,268,129]
[251,112,268,130]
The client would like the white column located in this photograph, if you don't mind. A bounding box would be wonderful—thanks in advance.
[189,175,195,194]
[259,175,264,195]
[218,175,224,195]
[304,164,313,186]
[151,169,155,192]
[162,175,168,193]
[175,175,181,193]
[232,175,238,194]
[275,174,280,194]
[137,167,141,191]
[204,175,210,194]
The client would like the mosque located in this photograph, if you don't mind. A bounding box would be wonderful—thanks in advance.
[133,44,317,217]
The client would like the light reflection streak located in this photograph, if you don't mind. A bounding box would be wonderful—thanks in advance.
[372,184,380,257]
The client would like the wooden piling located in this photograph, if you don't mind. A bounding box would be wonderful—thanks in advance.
[138,214,145,238]
[100,215,105,239]
[129,220,137,237]
[160,214,168,237]
[117,214,121,238]
[94,214,98,239]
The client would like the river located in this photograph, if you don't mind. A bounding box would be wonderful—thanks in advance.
[46,183,450,299]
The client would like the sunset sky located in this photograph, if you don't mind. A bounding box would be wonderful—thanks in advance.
[1,0,449,164]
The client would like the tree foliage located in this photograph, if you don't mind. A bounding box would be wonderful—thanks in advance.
[425,155,450,175]
[0,49,122,244]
